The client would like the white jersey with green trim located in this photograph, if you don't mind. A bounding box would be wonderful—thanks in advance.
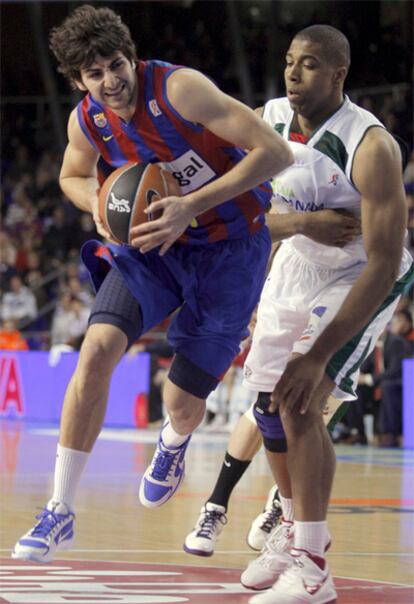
[264,95,385,269]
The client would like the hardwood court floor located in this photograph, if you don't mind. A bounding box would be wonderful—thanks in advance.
[0,420,413,603]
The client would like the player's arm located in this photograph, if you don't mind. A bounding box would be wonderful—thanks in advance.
[59,109,99,212]
[265,209,360,246]
[308,127,407,363]
[255,105,361,246]
[271,128,408,413]
[166,70,293,215]
[131,71,293,253]
[59,110,110,238]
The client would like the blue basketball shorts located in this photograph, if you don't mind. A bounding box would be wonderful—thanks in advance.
[81,226,271,379]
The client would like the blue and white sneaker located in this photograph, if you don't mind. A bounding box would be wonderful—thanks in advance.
[139,432,191,508]
[12,500,74,563]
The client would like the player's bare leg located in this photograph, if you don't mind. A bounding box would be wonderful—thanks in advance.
[60,324,128,451]
[251,362,337,603]
[13,323,127,562]
[242,363,339,592]
[281,368,336,523]
[228,414,262,459]
[163,379,206,435]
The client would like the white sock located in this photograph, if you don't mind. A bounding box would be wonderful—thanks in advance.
[161,420,190,448]
[51,444,90,512]
[294,520,329,557]
[279,493,294,522]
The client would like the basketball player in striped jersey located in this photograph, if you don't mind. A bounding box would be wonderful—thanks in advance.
[12,4,355,565]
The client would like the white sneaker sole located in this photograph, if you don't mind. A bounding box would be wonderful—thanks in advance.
[12,537,74,564]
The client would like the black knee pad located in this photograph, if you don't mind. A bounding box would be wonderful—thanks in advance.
[253,392,287,453]
[168,353,219,399]
[89,268,143,349]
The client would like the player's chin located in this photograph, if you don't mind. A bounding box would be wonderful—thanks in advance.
[287,98,305,112]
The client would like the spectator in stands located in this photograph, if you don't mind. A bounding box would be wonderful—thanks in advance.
[50,293,89,350]
[71,213,99,250]
[15,236,37,275]
[360,322,411,447]
[0,318,29,351]
[128,339,174,424]
[43,206,72,261]
[50,292,73,347]
[333,352,376,445]
[25,268,49,311]
[0,232,17,291]
[1,274,37,328]
[0,232,17,268]
[65,276,93,309]
[392,308,414,355]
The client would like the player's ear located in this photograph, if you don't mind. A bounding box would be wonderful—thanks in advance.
[333,66,347,85]
[74,78,87,92]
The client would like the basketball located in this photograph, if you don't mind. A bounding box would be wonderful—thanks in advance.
[98,162,181,245]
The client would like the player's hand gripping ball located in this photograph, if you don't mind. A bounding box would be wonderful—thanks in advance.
[98,162,181,245]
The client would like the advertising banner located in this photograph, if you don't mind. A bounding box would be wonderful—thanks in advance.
[0,351,150,428]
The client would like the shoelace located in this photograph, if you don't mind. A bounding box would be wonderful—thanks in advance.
[260,503,283,533]
[196,510,227,539]
[31,508,66,538]
[151,448,179,481]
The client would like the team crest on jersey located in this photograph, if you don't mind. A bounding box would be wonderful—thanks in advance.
[329,173,339,186]
[149,99,162,117]
[93,112,108,128]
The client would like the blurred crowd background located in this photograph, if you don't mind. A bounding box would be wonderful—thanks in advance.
[1,1,413,445]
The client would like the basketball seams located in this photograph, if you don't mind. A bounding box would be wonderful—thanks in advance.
[101,163,139,243]
[127,164,164,244]
[127,164,151,245]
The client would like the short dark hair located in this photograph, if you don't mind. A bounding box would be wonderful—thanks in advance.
[294,24,351,70]
[49,4,137,88]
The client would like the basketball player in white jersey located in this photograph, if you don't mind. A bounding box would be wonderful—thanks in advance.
[241,25,413,604]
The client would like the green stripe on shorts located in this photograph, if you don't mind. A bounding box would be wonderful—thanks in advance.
[327,401,350,432]
[326,262,414,389]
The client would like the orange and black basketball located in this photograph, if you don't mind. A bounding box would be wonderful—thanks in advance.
[98,162,180,245]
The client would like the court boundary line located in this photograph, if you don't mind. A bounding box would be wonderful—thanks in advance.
[1,549,413,558]
[2,556,412,588]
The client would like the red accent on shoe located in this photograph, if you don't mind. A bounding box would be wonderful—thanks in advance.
[280,518,294,526]
[307,552,326,571]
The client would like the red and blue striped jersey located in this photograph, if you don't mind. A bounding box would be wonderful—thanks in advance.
[77,60,272,244]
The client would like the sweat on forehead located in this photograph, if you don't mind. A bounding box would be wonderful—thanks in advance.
[293,24,351,69]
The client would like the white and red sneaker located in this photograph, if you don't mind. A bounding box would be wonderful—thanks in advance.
[248,549,337,604]
[241,520,294,590]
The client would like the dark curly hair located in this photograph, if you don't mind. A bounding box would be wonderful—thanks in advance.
[49,4,138,88]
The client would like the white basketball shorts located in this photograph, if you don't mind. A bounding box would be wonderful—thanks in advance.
[243,242,413,401]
